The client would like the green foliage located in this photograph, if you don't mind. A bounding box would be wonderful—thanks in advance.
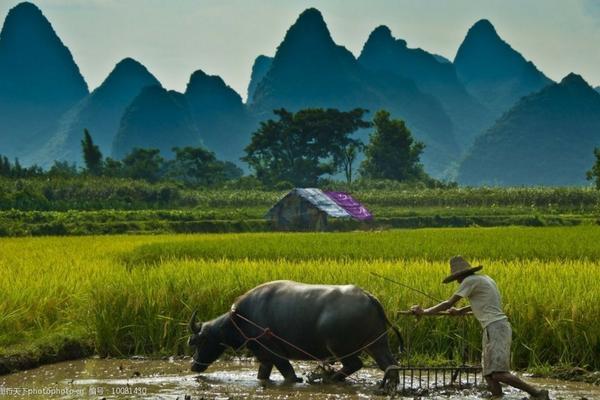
[586,147,600,189]
[166,146,242,187]
[47,161,78,178]
[360,110,427,182]
[121,148,164,182]
[81,129,103,175]
[102,157,124,178]
[0,178,599,212]
[338,142,363,184]
[0,182,598,235]
[77,141,242,186]
[0,155,43,178]
[243,108,370,187]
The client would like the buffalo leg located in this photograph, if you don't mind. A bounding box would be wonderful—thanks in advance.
[331,356,363,381]
[368,347,399,389]
[273,359,302,383]
[257,362,273,381]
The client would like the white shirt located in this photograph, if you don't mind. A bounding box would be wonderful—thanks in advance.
[454,274,507,328]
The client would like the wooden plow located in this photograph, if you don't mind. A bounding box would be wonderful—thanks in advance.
[387,311,483,395]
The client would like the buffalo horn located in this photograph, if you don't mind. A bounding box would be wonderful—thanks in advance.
[188,310,201,333]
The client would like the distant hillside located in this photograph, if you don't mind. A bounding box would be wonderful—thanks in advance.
[185,69,254,165]
[458,74,600,186]
[31,58,160,166]
[358,25,493,149]
[454,19,552,118]
[112,86,200,159]
[0,2,88,158]
[247,55,273,103]
[250,8,459,177]
[2,2,598,186]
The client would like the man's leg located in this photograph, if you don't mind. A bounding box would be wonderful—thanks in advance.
[491,372,548,398]
[482,325,504,397]
[485,374,503,397]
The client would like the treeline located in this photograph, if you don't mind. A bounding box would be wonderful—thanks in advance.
[1,108,452,189]
[0,142,244,188]
[81,129,244,186]
[4,106,600,191]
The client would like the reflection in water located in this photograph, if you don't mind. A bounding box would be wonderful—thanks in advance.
[0,357,598,399]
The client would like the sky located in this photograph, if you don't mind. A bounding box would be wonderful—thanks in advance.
[1,0,599,100]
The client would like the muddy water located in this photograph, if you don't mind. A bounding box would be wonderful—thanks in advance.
[1,358,598,399]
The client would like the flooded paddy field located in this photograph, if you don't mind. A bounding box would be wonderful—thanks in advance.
[1,358,598,399]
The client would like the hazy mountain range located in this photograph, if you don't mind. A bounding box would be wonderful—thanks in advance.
[0,2,598,186]
[0,2,87,158]
[459,74,600,186]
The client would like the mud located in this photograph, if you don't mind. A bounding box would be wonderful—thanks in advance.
[0,357,598,399]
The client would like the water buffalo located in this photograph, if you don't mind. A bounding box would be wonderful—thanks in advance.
[187,280,402,384]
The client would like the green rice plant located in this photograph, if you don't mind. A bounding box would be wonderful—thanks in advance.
[123,226,600,265]
[0,228,599,371]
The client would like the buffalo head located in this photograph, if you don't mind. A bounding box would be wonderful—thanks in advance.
[187,310,226,372]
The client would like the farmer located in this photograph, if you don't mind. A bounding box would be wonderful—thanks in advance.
[410,256,550,399]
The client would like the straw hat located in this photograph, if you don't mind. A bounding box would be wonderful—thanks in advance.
[442,256,483,284]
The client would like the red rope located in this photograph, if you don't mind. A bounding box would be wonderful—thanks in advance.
[229,310,394,380]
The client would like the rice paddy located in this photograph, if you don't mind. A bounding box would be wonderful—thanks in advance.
[1,226,599,374]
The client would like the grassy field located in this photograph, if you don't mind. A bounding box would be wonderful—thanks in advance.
[1,226,599,374]
[2,182,600,235]
[1,188,599,235]
[3,177,600,211]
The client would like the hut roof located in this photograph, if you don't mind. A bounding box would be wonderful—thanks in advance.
[266,188,372,220]
[324,191,373,221]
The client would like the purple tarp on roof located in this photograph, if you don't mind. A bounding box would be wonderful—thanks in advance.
[324,191,373,221]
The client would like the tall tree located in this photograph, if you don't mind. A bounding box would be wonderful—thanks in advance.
[586,148,600,189]
[81,129,103,175]
[360,110,426,181]
[243,108,370,186]
[0,156,10,176]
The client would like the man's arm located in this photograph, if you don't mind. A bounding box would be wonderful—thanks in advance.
[412,294,463,315]
[449,305,471,315]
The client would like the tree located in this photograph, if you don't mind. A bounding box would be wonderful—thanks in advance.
[121,148,164,182]
[336,142,364,184]
[81,129,103,175]
[0,156,42,178]
[0,156,10,177]
[586,147,600,189]
[360,110,427,182]
[48,161,78,178]
[243,108,370,187]
[166,146,242,187]
[103,158,124,178]
[221,161,244,181]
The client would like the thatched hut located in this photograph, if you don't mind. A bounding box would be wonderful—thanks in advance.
[265,188,372,231]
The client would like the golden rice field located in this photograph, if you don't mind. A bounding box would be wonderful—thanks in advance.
[1,226,599,372]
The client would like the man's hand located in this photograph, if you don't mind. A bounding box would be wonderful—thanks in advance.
[410,304,424,316]
[448,307,461,316]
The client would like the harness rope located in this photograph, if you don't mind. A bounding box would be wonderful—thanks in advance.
[228,309,395,381]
